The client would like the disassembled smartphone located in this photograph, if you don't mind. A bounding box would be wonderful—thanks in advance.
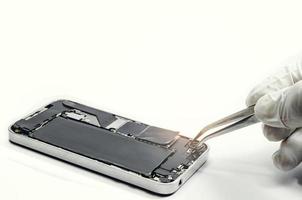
[9,100,208,195]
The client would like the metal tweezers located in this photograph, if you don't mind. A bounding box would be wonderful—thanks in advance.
[191,105,259,148]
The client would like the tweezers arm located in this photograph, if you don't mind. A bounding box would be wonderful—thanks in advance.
[191,105,258,148]
[197,115,259,145]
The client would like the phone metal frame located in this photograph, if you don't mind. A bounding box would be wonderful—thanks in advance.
[8,103,209,195]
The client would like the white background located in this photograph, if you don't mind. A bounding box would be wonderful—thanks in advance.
[1,0,302,199]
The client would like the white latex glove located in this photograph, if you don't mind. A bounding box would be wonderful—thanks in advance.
[246,56,302,171]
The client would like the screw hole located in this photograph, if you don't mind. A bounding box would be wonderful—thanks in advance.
[179,180,182,186]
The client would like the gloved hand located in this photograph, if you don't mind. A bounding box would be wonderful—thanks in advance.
[246,56,302,171]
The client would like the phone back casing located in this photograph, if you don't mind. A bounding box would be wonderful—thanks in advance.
[9,100,208,195]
